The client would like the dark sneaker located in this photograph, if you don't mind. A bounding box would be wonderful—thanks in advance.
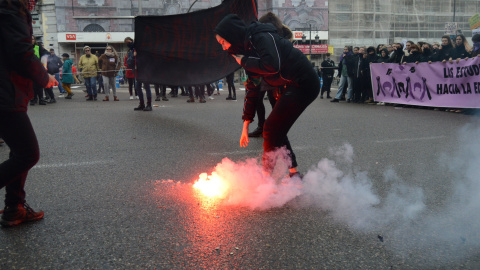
[48,99,57,103]
[199,98,206,103]
[134,104,145,111]
[1,203,44,228]
[86,95,93,101]
[155,96,161,101]
[248,127,263,137]
[288,172,304,180]
[143,104,152,111]
[187,98,195,103]
[162,97,169,101]
[65,94,73,99]
[226,96,232,100]
[232,96,236,100]
[330,99,340,103]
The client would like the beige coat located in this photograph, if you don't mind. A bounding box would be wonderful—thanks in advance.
[78,54,99,78]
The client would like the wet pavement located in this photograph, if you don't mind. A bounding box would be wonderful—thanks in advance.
[1,86,479,269]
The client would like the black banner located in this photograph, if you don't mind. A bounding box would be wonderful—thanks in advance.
[134,0,257,86]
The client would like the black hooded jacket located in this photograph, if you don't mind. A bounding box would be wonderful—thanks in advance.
[404,51,426,63]
[214,14,311,88]
[450,44,471,60]
[215,14,315,121]
[434,44,454,62]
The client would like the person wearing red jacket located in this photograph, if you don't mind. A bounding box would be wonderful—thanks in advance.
[0,0,58,227]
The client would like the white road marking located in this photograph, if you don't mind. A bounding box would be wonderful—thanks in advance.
[375,136,446,143]
[32,160,114,169]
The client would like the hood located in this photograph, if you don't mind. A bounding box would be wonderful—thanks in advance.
[214,14,248,54]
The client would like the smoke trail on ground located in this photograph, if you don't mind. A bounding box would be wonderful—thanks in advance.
[190,122,480,263]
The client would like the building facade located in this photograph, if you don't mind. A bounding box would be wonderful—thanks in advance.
[32,0,480,66]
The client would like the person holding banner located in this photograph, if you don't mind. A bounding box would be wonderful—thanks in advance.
[214,14,320,178]
[449,34,471,64]
[472,34,480,57]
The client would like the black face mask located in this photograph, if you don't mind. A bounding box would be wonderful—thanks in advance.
[423,48,431,54]
[127,42,134,49]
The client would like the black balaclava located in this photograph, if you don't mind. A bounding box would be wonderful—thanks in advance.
[214,14,247,55]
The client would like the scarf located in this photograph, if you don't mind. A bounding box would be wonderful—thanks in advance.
[105,52,115,57]
[473,42,480,53]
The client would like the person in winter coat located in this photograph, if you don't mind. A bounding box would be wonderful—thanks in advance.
[0,0,58,227]
[247,12,293,138]
[46,48,66,96]
[403,44,426,64]
[331,46,355,102]
[471,34,480,57]
[377,48,390,63]
[421,43,434,62]
[78,45,99,101]
[214,14,320,177]
[30,35,49,105]
[361,46,379,103]
[434,35,454,63]
[388,43,405,63]
[320,53,335,99]
[98,45,120,101]
[449,34,471,63]
[61,53,74,99]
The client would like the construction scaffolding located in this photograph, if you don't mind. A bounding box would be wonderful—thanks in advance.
[328,0,480,56]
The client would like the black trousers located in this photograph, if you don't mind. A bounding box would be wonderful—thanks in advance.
[127,78,135,96]
[0,111,40,207]
[32,82,44,100]
[226,73,236,97]
[321,75,333,97]
[255,90,276,128]
[189,85,205,99]
[263,72,320,171]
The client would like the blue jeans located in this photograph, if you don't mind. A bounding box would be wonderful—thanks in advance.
[335,75,353,100]
[135,81,152,104]
[84,76,97,96]
[54,73,66,93]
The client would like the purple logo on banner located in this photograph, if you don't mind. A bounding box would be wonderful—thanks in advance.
[370,58,480,108]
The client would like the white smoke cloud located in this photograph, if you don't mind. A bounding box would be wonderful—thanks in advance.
[178,122,480,264]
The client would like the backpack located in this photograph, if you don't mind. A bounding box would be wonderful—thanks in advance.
[126,50,135,69]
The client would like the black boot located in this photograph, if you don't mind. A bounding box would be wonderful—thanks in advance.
[38,98,47,105]
[86,95,93,101]
[143,103,152,111]
[134,103,145,110]
[226,95,232,100]
[248,126,263,137]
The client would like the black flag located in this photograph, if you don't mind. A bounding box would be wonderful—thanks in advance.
[135,0,258,86]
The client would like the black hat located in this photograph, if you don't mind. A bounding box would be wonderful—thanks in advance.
[61,53,69,57]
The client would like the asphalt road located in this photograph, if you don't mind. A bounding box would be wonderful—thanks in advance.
[1,85,479,269]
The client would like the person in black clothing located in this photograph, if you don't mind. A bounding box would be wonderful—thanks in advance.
[214,14,319,177]
[377,48,390,63]
[471,34,480,57]
[320,53,335,99]
[225,72,236,100]
[0,0,58,227]
[246,12,294,138]
[389,43,405,63]
[361,46,378,103]
[30,35,49,105]
[434,35,454,63]
[421,43,434,62]
[403,44,426,64]
[449,34,471,63]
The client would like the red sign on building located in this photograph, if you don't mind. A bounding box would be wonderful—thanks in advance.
[66,34,76,41]
[294,32,304,39]
[293,44,328,54]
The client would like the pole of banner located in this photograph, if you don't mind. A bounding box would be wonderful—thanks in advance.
[188,0,199,13]
[252,0,258,18]
[309,24,312,61]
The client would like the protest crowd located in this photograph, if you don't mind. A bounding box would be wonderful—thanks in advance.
[320,33,480,114]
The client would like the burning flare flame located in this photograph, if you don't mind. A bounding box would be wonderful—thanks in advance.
[193,172,230,198]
